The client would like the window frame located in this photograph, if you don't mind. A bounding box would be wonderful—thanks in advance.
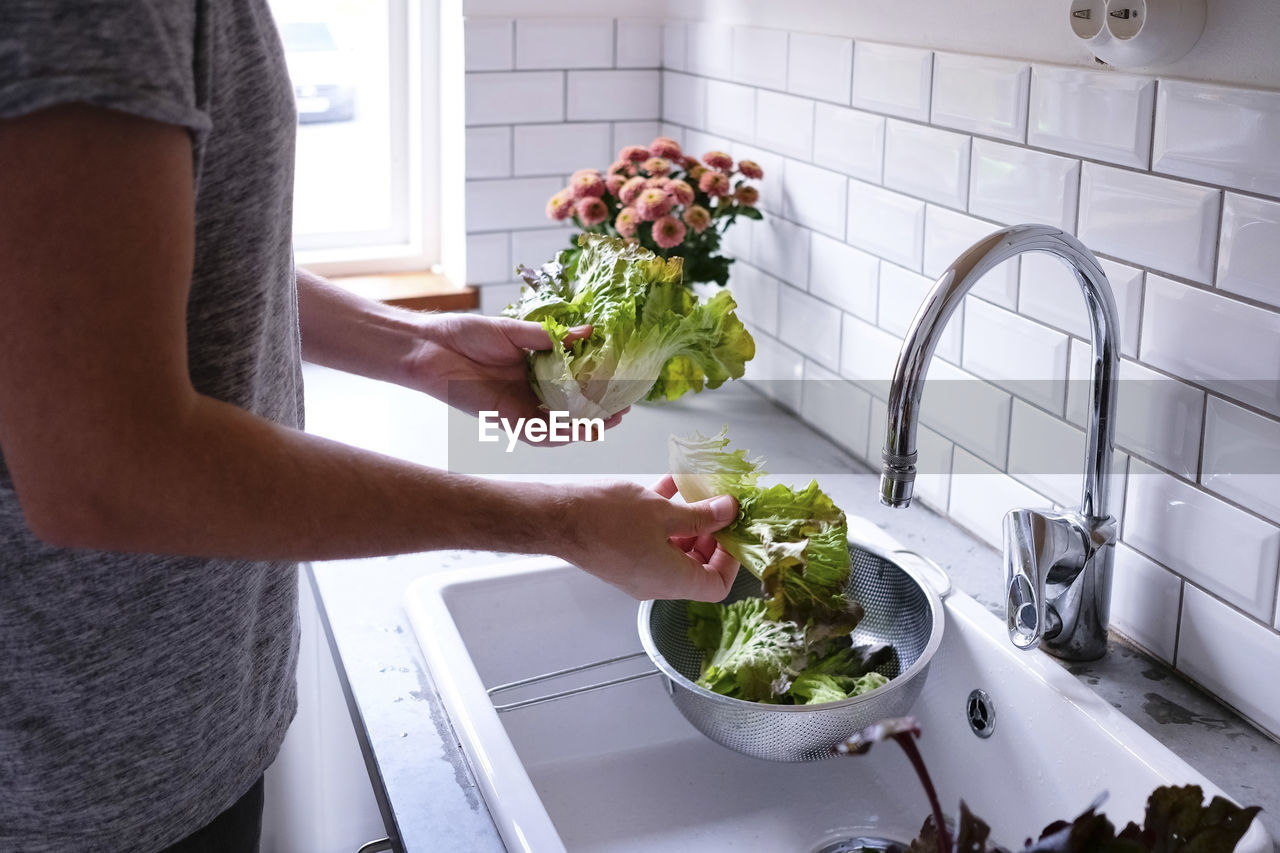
[291,0,442,278]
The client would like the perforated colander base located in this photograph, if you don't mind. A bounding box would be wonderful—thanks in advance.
[639,542,944,762]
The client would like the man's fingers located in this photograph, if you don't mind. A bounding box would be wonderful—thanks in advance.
[560,324,593,346]
[601,405,630,430]
[667,494,738,537]
[497,317,564,351]
[672,546,737,601]
[652,473,678,499]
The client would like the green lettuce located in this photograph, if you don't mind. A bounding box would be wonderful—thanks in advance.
[503,234,755,420]
[669,428,861,630]
[686,599,889,704]
[674,428,888,705]
[686,598,805,701]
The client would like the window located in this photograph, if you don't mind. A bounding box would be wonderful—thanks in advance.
[270,0,437,274]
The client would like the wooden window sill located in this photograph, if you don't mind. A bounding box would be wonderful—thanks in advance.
[331,270,478,312]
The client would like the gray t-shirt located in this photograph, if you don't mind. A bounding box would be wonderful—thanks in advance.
[0,2,305,851]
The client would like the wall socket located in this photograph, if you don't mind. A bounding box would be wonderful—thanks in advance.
[1070,0,1205,68]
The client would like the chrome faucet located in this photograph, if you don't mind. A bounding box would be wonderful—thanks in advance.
[878,224,1120,661]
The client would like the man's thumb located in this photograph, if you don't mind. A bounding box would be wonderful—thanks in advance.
[675,494,738,536]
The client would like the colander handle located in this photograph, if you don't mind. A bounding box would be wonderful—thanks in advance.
[486,651,661,712]
[890,549,953,599]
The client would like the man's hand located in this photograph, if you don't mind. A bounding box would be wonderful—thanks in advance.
[296,275,627,442]
[406,313,626,438]
[555,475,740,601]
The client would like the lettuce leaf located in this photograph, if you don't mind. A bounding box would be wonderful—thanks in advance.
[686,598,806,701]
[503,234,755,420]
[669,428,860,630]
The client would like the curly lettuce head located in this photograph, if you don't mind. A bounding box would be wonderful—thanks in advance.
[503,234,755,420]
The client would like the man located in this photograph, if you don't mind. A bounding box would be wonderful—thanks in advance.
[0,3,737,851]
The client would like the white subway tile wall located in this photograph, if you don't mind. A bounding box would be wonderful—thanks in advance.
[922,205,1018,308]
[1140,275,1280,417]
[616,20,662,69]
[812,104,885,183]
[1006,398,1085,508]
[464,126,511,179]
[462,17,1280,735]
[845,180,924,269]
[1110,543,1182,664]
[1125,461,1280,621]
[1153,81,1280,198]
[567,70,661,121]
[800,361,873,457]
[1178,585,1280,736]
[753,90,815,160]
[808,233,879,320]
[781,159,847,239]
[850,42,933,121]
[778,286,842,372]
[1216,193,1280,309]
[704,79,756,141]
[511,122,611,176]
[1027,67,1156,169]
[464,19,513,72]
[969,140,1080,231]
[1018,254,1144,358]
[514,19,613,69]
[731,26,788,90]
[1201,397,1280,525]
[882,121,971,209]
[787,33,853,105]
[1078,165,1221,283]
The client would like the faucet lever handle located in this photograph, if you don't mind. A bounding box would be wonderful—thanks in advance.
[1003,508,1087,650]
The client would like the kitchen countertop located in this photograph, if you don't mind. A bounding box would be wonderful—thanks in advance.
[302,363,1280,852]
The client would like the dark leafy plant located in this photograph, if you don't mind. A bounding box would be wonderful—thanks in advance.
[834,718,1262,853]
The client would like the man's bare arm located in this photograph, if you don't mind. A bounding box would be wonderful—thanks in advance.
[0,105,736,600]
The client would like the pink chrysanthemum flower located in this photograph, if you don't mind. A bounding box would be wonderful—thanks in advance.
[576,196,609,226]
[735,184,760,206]
[667,179,695,206]
[644,176,671,189]
[682,155,700,170]
[605,173,627,197]
[642,156,671,177]
[546,189,574,221]
[608,159,631,175]
[682,204,711,234]
[737,159,764,180]
[703,150,733,171]
[615,206,641,238]
[698,170,731,198]
[620,145,650,163]
[618,176,646,205]
[652,214,687,249]
[635,187,674,221]
[571,171,606,199]
[649,136,683,160]
[686,164,707,183]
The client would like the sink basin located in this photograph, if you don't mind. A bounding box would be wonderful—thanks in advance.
[404,519,1272,852]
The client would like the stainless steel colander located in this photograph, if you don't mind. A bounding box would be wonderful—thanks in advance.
[488,540,946,763]
[638,541,946,762]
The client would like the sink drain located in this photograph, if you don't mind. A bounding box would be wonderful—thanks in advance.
[967,688,996,738]
[812,836,908,853]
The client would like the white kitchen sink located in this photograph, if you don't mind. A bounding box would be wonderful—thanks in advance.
[404,518,1272,853]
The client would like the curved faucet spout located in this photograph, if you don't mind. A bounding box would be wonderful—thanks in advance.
[878,224,1121,660]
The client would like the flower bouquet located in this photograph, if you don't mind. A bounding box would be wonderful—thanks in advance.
[545,136,764,288]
